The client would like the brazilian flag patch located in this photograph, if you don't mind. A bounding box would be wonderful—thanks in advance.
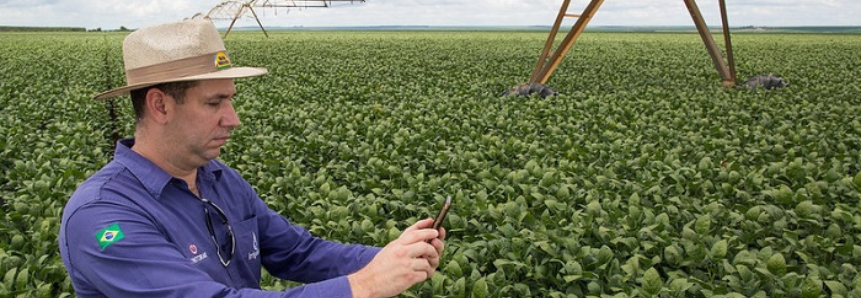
[95,223,125,251]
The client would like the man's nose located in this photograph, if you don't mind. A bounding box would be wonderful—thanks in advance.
[222,101,241,128]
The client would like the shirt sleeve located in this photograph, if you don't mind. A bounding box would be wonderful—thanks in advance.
[251,193,382,283]
[63,200,362,298]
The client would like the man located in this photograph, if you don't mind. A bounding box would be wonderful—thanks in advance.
[59,19,445,298]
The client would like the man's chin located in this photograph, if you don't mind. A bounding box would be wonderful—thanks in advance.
[206,148,222,160]
[196,147,223,164]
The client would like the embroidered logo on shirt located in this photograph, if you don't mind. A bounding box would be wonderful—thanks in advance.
[248,232,260,260]
[189,243,208,264]
[191,252,208,264]
[95,223,125,251]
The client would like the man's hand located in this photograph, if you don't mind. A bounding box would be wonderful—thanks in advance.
[348,218,447,298]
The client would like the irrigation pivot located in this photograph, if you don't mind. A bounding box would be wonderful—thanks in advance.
[506,0,786,97]
[195,0,366,38]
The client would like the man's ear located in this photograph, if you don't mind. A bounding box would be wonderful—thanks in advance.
[145,88,170,124]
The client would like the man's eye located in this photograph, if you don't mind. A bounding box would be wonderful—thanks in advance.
[207,102,220,106]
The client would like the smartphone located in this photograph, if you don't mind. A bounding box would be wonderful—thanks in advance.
[432,196,452,231]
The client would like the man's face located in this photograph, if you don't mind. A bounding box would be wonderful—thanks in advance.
[164,79,239,167]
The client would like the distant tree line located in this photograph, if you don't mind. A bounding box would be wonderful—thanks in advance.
[87,26,132,32]
[0,26,86,32]
[0,26,134,32]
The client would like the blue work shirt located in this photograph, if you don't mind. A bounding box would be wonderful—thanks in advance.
[59,139,380,297]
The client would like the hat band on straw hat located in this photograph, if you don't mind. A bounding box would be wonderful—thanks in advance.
[126,51,232,86]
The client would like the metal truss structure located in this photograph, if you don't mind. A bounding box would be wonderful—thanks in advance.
[533,0,736,87]
[508,0,783,96]
[196,0,366,38]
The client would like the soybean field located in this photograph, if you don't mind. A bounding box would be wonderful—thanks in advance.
[1,30,861,298]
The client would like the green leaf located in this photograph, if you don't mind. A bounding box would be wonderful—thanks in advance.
[767,253,786,276]
[622,256,640,276]
[598,245,614,265]
[801,277,821,298]
[555,184,571,199]
[725,275,743,292]
[642,267,662,296]
[698,156,713,171]
[745,206,762,220]
[10,235,24,250]
[563,275,583,282]
[4,268,17,291]
[472,277,488,298]
[564,260,583,275]
[737,265,754,282]
[664,246,681,266]
[387,227,401,241]
[695,215,711,234]
[431,272,445,295]
[587,280,602,295]
[446,259,463,278]
[795,200,818,218]
[453,277,465,297]
[669,278,692,293]
[319,182,331,195]
[710,239,728,259]
[824,280,847,296]
[629,192,641,206]
[825,224,842,240]
[586,200,602,216]
[544,199,559,212]
[655,213,670,229]
[15,268,27,291]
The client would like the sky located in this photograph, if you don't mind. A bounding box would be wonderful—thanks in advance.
[0,0,858,30]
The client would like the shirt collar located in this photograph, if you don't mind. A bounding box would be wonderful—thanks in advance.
[114,138,224,199]
[199,158,224,183]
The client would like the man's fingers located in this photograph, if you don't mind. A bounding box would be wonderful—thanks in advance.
[419,263,435,279]
[399,227,439,244]
[408,268,430,284]
[403,240,439,259]
[410,259,435,282]
[427,255,440,269]
[410,258,432,271]
[430,230,445,251]
[402,218,434,234]
[416,217,435,229]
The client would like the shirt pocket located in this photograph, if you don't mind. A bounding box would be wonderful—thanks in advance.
[232,215,262,288]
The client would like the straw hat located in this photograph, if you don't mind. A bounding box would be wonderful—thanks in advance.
[94,19,268,100]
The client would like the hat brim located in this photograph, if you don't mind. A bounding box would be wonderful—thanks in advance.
[93,66,269,100]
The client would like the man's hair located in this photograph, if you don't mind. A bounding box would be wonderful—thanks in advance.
[130,81,199,121]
